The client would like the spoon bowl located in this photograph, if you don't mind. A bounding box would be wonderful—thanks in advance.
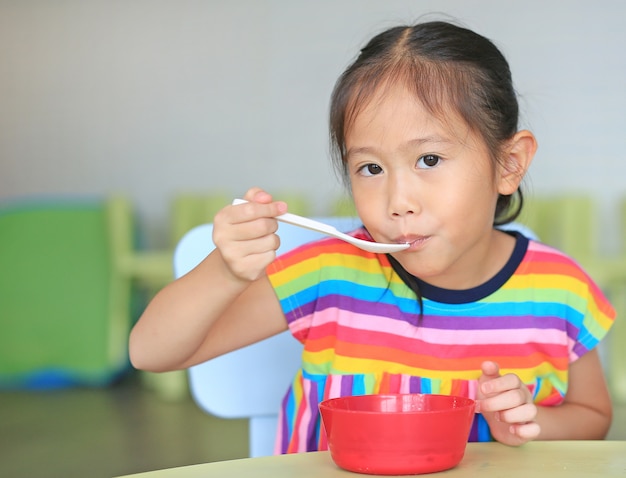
[232,199,409,254]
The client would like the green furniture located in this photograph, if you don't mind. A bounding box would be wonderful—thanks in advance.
[520,194,626,404]
[0,198,133,388]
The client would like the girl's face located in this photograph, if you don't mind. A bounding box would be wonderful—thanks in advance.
[345,83,517,290]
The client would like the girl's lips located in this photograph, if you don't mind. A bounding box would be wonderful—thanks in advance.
[395,235,430,248]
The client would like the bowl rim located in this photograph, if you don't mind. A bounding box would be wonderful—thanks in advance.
[318,393,476,415]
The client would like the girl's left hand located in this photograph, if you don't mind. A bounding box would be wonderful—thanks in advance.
[476,361,541,446]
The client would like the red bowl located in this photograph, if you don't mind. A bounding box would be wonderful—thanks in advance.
[319,393,475,475]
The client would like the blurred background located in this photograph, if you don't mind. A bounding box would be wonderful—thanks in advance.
[1,1,625,477]
[2,0,626,247]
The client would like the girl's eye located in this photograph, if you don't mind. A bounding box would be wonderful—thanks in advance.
[358,163,383,176]
[417,154,441,169]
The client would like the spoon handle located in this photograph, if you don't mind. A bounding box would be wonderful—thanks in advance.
[232,198,340,236]
[276,212,341,235]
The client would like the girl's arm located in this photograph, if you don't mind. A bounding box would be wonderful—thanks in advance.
[534,348,612,439]
[477,348,612,445]
[128,188,289,372]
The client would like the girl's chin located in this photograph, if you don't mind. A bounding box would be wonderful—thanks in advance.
[393,255,442,278]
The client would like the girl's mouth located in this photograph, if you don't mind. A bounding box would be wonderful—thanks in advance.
[396,235,430,249]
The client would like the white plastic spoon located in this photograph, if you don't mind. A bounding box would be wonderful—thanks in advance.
[232,199,409,254]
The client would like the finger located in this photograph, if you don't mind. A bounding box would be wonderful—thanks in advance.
[231,229,281,255]
[478,388,531,414]
[213,207,281,253]
[497,402,537,425]
[241,188,288,216]
[232,217,280,241]
[510,421,541,441]
[230,199,287,225]
[480,360,500,379]
[243,187,273,204]
[480,373,525,396]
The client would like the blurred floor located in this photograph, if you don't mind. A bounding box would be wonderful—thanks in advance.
[0,371,247,478]
[1,371,625,478]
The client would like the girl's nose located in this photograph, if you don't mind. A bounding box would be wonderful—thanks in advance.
[388,179,419,217]
[391,202,415,217]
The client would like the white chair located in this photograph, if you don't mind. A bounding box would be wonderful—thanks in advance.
[173,217,362,457]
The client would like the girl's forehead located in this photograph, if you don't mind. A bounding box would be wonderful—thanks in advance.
[346,83,472,144]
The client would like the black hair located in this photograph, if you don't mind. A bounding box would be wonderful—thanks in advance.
[329,20,524,225]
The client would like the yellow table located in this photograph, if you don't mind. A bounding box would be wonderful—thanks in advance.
[117,441,625,477]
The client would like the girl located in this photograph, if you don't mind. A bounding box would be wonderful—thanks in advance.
[129,21,615,451]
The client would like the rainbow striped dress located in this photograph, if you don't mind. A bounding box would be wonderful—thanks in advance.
[266,230,615,454]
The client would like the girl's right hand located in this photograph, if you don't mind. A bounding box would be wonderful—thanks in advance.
[212,187,287,283]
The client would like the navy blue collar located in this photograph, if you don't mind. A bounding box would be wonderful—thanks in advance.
[389,231,529,304]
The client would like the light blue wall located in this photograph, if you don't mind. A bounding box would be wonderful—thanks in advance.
[1,1,624,247]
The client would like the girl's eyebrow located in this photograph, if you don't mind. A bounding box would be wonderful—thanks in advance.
[346,135,453,159]
[345,145,378,159]
[405,135,454,148]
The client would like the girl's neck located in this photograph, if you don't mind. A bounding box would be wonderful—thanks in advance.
[389,230,527,304]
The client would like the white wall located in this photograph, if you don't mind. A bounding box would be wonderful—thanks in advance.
[1,1,625,248]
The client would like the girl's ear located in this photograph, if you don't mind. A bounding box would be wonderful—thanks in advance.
[497,130,537,195]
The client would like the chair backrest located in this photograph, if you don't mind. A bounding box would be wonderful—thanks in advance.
[173,216,362,457]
